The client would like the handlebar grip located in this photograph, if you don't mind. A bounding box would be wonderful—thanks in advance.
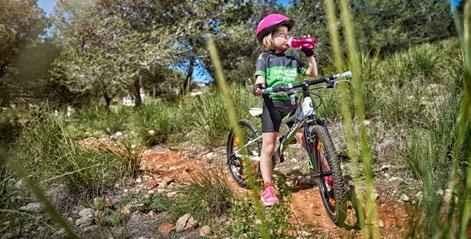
[271,84,286,92]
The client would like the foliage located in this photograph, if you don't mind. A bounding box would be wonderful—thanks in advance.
[10,112,140,200]
[0,0,48,105]
[140,193,173,213]
[184,85,259,146]
[226,194,293,239]
[132,102,182,146]
[171,167,233,222]
[288,0,455,68]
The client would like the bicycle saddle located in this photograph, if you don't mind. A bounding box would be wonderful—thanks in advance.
[249,108,263,117]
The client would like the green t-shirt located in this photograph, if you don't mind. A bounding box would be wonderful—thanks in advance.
[254,52,306,100]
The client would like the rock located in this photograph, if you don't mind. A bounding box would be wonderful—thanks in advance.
[379,220,384,228]
[76,208,94,228]
[78,208,93,218]
[15,180,25,189]
[75,217,93,228]
[199,225,211,237]
[380,164,391,171]
[400,194,410,202]
[415,191,423,201]
[388,177,403,183]
[148,179,158,189]
[167,191,178,197]
[55,228,66,236]
[136,177,142,183]
[299,230,311,237]
[159,178,175,188]
[175,213,198,232]
[19,202,43,213]
[206,152,214,159]
[159,223,174,236]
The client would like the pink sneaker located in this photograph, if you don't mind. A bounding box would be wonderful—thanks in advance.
[261,184,279,206]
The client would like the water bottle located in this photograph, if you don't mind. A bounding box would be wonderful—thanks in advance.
[302,97,314,116]
[288,36,317,49]
[290,94,296,105]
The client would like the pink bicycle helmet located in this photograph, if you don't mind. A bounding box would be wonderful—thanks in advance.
[256,13,294,41]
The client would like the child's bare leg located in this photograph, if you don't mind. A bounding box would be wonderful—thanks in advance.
[295,129,330,172]
[260,132,278,185]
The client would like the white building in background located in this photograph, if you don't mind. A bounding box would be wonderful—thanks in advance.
[122,88,146,106]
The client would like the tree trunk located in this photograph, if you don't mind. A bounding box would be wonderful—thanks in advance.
[182,55,195,95]
[134,76,142,107]
[104,91,111,112]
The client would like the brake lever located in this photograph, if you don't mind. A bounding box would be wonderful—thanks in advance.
[326,77,336,88]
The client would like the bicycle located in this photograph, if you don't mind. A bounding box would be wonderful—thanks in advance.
[226,71,363,228]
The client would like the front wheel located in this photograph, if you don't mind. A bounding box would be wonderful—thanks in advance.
[226,120,261,188]
[308,125,348,225]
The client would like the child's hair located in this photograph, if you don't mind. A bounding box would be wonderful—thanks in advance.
[261,33,274,51]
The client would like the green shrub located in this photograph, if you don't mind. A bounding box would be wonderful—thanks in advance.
[170,167,233,222]
[139,193,173,213]
[183,85,259,147]
[227,195,292,238]
[131,102,181,146]
[11,113,139,201]
[69,105,134,139]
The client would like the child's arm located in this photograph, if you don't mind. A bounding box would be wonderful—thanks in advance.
[253,76,266,96]
[305,55,318,77]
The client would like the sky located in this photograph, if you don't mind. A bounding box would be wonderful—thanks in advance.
[38,0,55,15]
[37,0,292,83]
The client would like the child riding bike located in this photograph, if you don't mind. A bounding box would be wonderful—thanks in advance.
[253,13,333,206]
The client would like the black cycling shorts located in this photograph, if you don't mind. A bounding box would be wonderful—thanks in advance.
[261,97,298,133]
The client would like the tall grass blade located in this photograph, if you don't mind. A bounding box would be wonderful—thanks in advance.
[458,2,471,238]
[324,0,366,230]
[7,158,79,239]
[206,34,270,239]
[339,0,380,237]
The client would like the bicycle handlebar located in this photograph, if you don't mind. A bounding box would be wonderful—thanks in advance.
[261,71,352,95]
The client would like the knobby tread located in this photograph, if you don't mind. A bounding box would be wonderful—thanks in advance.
[310,125,348,225]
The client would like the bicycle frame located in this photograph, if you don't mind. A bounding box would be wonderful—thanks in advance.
[275,82,323,172]
[234,71,351,174]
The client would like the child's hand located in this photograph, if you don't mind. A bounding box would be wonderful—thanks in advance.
[300,35,315,57]
[252,83,265,96]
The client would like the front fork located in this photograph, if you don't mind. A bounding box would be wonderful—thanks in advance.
[304,118,330,177]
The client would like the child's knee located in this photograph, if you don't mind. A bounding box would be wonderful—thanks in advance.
[262,142,276,152]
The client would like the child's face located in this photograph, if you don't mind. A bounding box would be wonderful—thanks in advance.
[272,26,289,52]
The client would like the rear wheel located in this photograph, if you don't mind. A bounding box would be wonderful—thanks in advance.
[309,125,348,225]
[226,120,261,188]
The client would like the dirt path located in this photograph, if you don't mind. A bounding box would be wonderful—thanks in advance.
[139,146,412,238]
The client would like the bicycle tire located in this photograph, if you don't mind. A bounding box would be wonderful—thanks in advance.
[309,125,348,225]
[226,120,261,188]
